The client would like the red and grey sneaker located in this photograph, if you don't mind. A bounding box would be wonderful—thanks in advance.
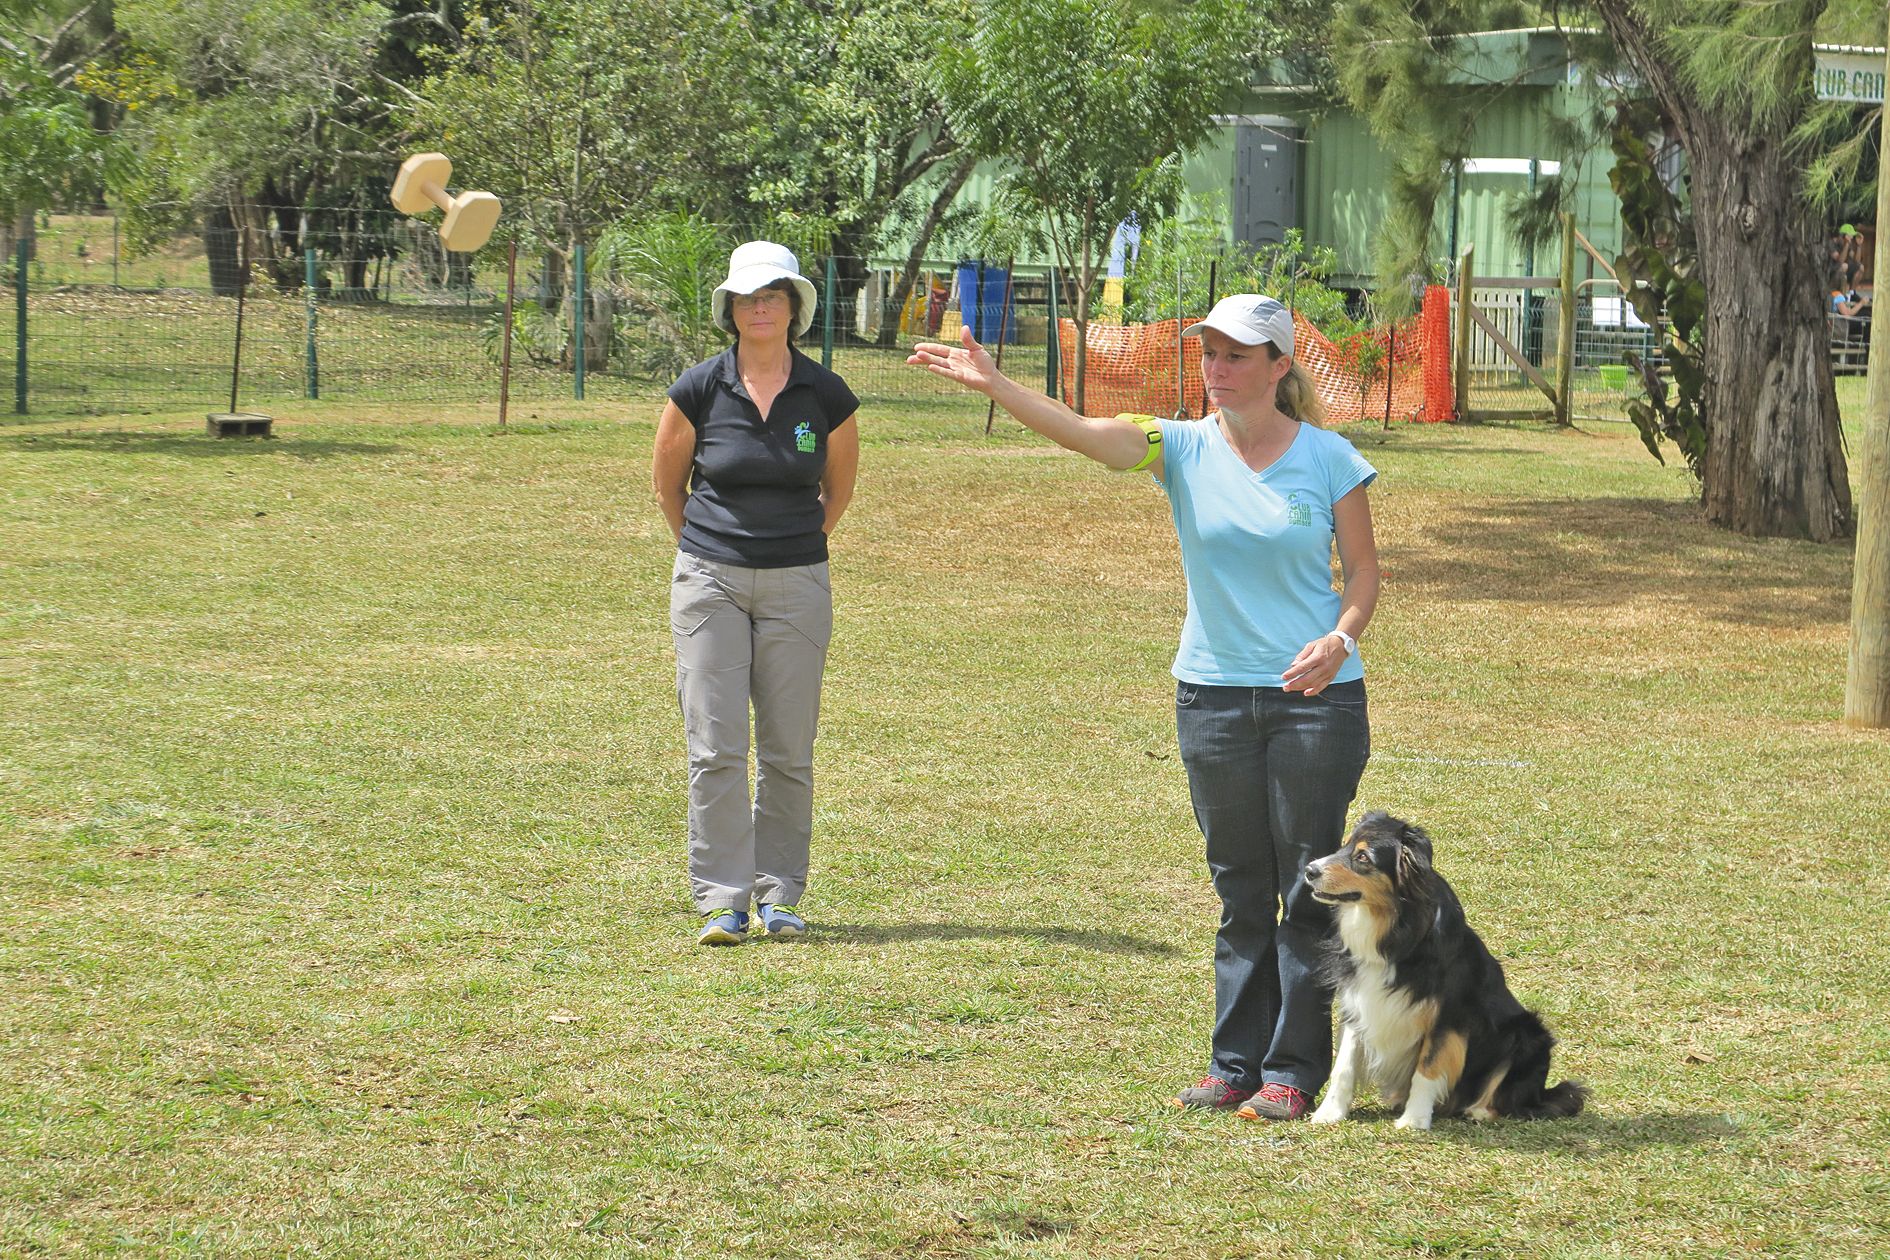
[1236,1082,1310,1121]
[1172,1076,1255,1111]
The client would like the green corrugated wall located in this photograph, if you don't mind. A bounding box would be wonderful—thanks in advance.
[876,81,1627,294]
[1286,84,1624,287]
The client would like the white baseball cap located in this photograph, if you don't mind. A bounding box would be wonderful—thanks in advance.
[1182,293,1294,356]
[712,241,818,337]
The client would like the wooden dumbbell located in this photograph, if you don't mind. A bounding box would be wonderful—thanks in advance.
[391,153,501,252]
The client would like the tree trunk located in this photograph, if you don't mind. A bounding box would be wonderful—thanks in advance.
[1072,269,1091,416]
[1071,228,1097,415]
[1687,116,1853,541]
[879,158,976,348]
[1595,1,1852,542]
[540,249,566,310]
[204,205,243,297]
[2,211,36,269]
[583,287,612,371]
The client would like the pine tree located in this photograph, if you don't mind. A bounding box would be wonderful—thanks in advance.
[1334,0,1857,542]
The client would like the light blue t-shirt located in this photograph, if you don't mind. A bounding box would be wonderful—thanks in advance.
[1155,417,1377,687]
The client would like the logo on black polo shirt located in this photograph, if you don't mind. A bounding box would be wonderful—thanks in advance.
[793,422,816,453]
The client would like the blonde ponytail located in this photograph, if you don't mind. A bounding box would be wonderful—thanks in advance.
[1275,357,1327,426]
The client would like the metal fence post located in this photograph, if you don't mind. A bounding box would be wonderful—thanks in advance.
[822,255,836,370]
[229,229,248,414]
[14,240,26,414]
[1523,158,1539,364]
[304,248,319,400]
[573,242,586,401]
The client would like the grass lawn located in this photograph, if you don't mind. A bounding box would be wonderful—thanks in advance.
[2,392,1886,1257]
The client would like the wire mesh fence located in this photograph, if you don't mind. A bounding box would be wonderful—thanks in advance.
[1454,268,1872,424]
[8,210,1446,424]
[1454,278,1663,422]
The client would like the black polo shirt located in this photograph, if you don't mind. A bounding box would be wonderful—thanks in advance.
[668,344,859,568]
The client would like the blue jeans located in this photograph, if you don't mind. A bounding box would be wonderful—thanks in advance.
[1174,679,1370,1096]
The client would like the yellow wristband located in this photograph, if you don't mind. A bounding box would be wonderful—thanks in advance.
[1116,413,1163,472]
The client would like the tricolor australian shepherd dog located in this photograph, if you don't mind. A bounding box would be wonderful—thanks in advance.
[1304,811,1588,1130]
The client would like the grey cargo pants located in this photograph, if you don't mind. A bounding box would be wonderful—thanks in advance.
[670,550,832,913]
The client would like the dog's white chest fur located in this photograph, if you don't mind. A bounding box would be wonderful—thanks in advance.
[1334,906,1428,1085]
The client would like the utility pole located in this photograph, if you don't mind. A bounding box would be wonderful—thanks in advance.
[1844,38,1890,727]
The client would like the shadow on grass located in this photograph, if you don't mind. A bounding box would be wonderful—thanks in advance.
[1340,1107,1739,1153]
[810,920,1182,958]
[0,431,399,459]
[1400,496,1853,628]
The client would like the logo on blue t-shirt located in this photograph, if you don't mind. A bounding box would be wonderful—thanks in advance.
[1285,491,1312,527]
[793,422,816,453]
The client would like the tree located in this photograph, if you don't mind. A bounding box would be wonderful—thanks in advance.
[104,0,433,291]
[1591,1,1851,543]
[416,0,752,364]
[1333,1,1853,542]
[735,0,973,339]
[0,0,118,251]
[940,0,1263,413]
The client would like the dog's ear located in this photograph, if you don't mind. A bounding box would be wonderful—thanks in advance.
[1394,825,1435,891]
[1397,821,1434,868]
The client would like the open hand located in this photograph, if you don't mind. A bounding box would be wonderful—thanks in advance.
[908,325,1001,395]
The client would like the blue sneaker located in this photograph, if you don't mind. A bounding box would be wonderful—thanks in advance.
[757,903,806,939]
[697,908,749,946]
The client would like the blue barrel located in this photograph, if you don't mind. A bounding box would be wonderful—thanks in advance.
[955,260,1016,344]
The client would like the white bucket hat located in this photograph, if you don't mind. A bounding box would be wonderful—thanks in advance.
[1182,293,1294,356]
[712,240,818,337]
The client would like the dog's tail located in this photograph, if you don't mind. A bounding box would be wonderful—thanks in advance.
[1495,1013,1590,1119]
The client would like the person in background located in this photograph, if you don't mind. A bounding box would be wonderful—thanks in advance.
[651,241,860,946]
[908,295,1380,1122]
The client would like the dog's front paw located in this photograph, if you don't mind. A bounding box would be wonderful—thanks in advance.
[1393,1112,1433,1131]
[1308,1103,1348,1125]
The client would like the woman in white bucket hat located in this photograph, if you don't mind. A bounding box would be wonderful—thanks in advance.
[909,296,1381,1125]
[652,241,861,946]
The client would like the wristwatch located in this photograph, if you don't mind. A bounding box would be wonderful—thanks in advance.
[1327,629,1356,656]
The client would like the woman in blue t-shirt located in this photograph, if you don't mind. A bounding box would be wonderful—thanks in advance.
[909,295,1380,1122]
[652,242,861,946]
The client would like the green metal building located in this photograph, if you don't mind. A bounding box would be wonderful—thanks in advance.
[890,28,1627,290]
[888,28,1883,295]
[1208,27,1628,288]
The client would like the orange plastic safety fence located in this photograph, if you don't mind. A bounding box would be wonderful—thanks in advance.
[1420,285,1455,422]
[1057,285,1457,424]
[1055,317,1208,418]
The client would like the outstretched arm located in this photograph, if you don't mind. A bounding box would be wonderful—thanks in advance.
[909,326,1158,474]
